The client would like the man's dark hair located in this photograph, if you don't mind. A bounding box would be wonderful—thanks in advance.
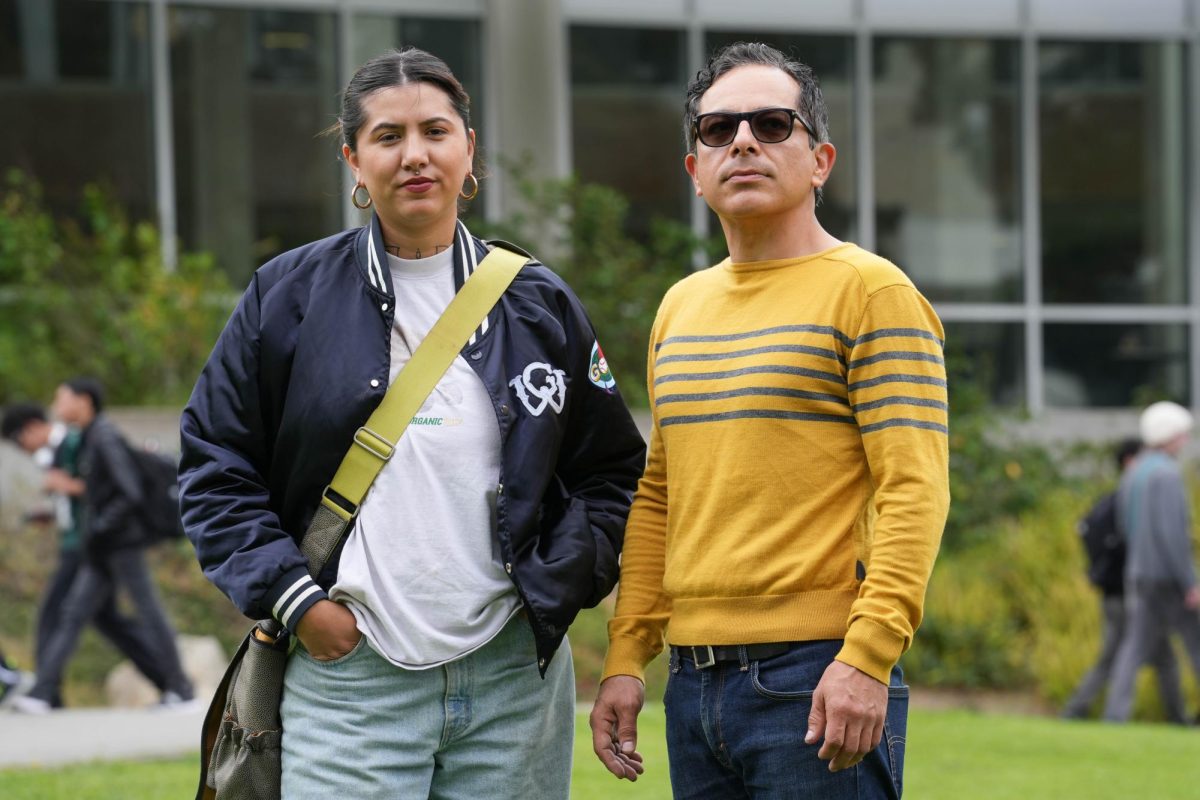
[63,376,105,414]
[684,41,831,204]
[1,403,46,442]
[1115,437,1142,471]
[337,47,472,153]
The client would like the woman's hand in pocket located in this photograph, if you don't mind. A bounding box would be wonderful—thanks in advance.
[295,599,362,661]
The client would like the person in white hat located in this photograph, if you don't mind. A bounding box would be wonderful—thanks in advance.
[1103,401,1200,721]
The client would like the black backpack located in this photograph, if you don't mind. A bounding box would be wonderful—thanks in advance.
[1079,491,1125,594]
[128,447,186,543]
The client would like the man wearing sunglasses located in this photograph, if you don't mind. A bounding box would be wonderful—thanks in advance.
[591,42,949,798]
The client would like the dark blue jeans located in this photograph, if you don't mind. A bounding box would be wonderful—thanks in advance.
[664,639,907,799]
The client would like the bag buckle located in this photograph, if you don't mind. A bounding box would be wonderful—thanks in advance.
[320,485,358,521]
[253,620,289,650]
[353,426,395,462]
[692,645,716,669]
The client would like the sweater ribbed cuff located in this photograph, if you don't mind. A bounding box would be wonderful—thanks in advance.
[263,565,327,633]
[601,635,660,683]
[835,618,905,685]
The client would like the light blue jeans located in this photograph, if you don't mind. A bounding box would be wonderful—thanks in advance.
[280,614,574,799]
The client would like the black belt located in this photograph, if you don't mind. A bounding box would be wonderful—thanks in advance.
[674,642,792,669]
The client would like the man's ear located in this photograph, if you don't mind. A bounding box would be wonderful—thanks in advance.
[812,141,837,189]
[684,152,704,197]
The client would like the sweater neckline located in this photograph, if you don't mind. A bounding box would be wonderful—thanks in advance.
[725,242,855,273]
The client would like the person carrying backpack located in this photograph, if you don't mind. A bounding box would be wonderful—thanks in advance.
[1062,436,1185,721]
[2,402,174,709]
[1104,402,1200,723]
[11,378,196,713]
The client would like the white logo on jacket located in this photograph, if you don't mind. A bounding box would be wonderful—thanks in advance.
[509,362,567,417]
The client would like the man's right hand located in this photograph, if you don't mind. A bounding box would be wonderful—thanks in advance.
[590,675,646,781]
[294,599,361,661]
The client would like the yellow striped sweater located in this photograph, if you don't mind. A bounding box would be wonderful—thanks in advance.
[602,243,950,684]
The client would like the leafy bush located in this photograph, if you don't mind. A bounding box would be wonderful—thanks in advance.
[942,359,1074,553]
[0,171,234,406]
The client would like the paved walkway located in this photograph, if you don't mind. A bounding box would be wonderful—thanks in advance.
[0,705,205,768]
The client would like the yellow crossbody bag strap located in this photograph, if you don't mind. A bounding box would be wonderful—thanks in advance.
[320,245,528,521]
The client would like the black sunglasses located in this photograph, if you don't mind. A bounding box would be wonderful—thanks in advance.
[693,107,810,148]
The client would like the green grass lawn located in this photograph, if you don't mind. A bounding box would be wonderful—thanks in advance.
[3,708,1198,799]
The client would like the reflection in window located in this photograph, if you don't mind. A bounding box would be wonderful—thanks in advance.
[943,322,1024,407]
[704,32,857,242]
[874,37,1020,302]
[1044,324,1188,407]
[1040,41,1186,304]
[0,0,153,222]
[170,6,341,284]
[350,16,485,227]
[570,26,689,235]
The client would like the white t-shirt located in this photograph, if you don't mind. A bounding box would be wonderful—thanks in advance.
[330,248,518,668]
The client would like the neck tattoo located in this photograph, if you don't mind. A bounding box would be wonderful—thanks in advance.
[384,242,452,259]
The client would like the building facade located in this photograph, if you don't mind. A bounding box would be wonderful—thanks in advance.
[3,0,1198,422]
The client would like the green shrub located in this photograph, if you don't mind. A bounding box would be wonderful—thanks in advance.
[0,171,234,406]
[942,364,1074,553]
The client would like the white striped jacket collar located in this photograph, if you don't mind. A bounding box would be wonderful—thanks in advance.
[363,214,492,345]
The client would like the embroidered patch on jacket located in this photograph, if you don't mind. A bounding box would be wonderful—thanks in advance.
[588,341,616,391]
[509,362,567,417]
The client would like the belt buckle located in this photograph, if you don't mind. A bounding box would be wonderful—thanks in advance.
[692,645,716,669]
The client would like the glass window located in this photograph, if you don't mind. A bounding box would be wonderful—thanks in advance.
[569,26,689,235]
[0,0,153,222]
[169,6,341,285]
[349,15,485,227]
[943,322,1025,407]
[873,37,1021,302]
[1044,323,1189,407]
[704,32,857,242]
[1040,41,1186,304]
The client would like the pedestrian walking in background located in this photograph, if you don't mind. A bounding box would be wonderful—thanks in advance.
[1104,401,1200,722]
[9,379,194,714]
[2,401,172,710]
[1061,437,1184,721]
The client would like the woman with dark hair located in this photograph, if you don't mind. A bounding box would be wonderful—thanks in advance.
[180,48,645,799]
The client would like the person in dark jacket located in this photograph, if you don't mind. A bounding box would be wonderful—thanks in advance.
[2,402,171,709]
[1061,437,1183,720]
[179,48,645,799]
[11,379,194,714]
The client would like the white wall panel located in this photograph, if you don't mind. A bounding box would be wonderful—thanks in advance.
[563,0,688,25]
[697,0,855,31]
[1031,0,1189,38]
[865,0,1020,33]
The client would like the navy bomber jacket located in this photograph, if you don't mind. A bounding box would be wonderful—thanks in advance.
[179,215,646,673]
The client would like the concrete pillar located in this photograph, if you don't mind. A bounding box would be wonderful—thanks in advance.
[18,0,56,84]
[184,10,253,283]
[484,0,569,229]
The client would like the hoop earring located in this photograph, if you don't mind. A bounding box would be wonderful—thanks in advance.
[460,173,479,201]
[352,183,372,210]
